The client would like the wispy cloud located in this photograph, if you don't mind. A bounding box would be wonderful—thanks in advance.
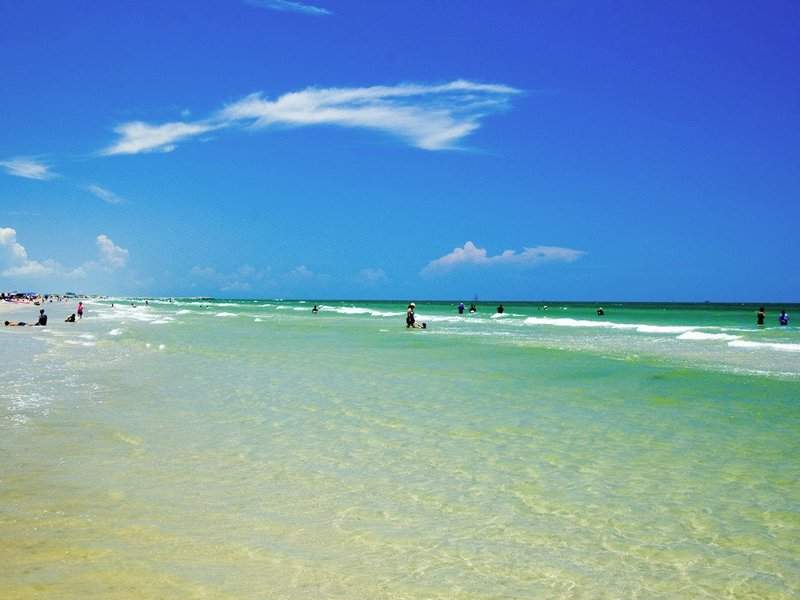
[102,80,520,155]
[0,227,128,279]
[286,265,315,280]
[245,0,332,16]
[421,241,585,277]
[358,267,388,285]
[190,264,270,291]
[102,121,219,156]
[86,184,126,205]
[0,157,57,180]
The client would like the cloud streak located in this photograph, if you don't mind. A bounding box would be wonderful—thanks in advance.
[245,0,332,16]
[102,121,218,156]
[102,80,520,155]
[86,184,126,204]
[0,157,56,180]
[421,241,585,277]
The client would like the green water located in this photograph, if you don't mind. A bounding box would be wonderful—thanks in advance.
[2,299,799,598]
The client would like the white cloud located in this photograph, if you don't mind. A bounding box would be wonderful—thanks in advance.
[86,184,126,204]
[1,228,130,280]
[96,234,129,269]
[0,227,54,277]
[245,0,332,16]
[358,267,387,284]
[0,157,56,180]
[102,80,520,154]
[421,241,585,276]
[220,81,520,150]
[102,121,218,155]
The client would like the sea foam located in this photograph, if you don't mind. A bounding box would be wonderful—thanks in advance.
[677,331,740,342]
[728,340,800,353]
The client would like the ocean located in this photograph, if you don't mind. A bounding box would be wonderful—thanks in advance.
[2,299,799,598]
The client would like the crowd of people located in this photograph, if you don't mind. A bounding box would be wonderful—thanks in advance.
[3,294,86,327]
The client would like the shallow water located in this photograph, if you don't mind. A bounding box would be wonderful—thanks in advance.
[2,299,799,598]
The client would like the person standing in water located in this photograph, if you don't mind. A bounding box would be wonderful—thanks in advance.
[458,302,465,315]
[779,310,789,326]
[76,301,84,319]
[496,304,504,314]
[406,302,416,328]
[312,305,319,314]
[756,307,766,326]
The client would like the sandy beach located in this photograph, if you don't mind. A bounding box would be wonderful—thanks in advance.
[1,298,799,598]
[1,300,81,324]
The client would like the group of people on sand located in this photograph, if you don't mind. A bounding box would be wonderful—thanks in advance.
[4,302,84,327]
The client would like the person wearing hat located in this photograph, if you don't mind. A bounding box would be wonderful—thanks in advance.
[406,302,416,328]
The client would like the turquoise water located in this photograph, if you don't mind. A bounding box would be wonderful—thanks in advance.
[2,299,799,598]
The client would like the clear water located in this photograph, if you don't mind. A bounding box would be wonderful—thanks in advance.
[2,299,799,598]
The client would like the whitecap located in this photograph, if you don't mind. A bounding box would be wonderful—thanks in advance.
[108,328,124,336]
[634,324,697,334]
[522,317,697,334]
[728,340,800,353]
[677,331,740,342]
[215,312,238,317]
[320,305,403,317]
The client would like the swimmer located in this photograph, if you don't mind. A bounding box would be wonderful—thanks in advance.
[4,320,27,326]
[312,304,319,314]
[65,313,76,323]
[497,304,505,314]
[597,307,605,316]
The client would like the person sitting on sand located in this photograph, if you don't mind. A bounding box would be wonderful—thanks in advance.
[65,313,76,323]
[34,309,47,326]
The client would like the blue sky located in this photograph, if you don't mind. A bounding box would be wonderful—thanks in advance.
[1,1,797,300]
